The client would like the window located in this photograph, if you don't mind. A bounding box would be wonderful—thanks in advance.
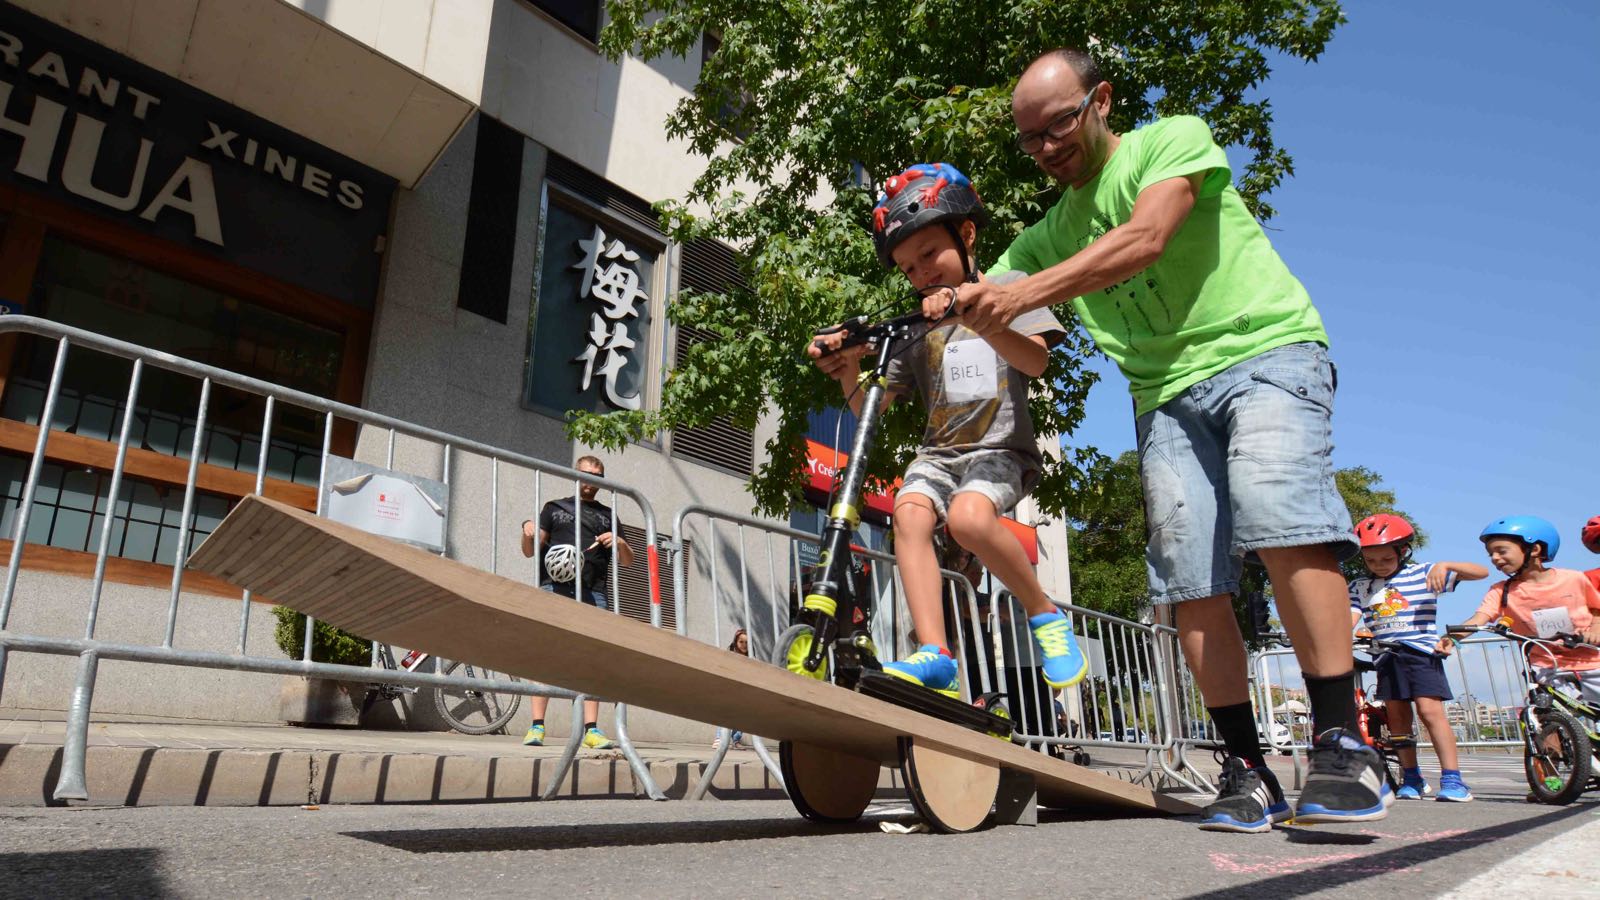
[525,186,663,418]
[670,238,754,475]
[4,236,338,486]
[527,0,600,43]
[457,115,527,323]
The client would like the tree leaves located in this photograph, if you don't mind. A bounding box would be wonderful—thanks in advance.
[579,0,1344,517]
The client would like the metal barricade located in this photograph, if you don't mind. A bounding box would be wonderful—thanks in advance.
[1251,634,1527,758]
[0,317,673,801]
[671,504,993,799]
[1152,621,1226,792]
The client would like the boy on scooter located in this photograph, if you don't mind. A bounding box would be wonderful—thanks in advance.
[809,163,1088,698]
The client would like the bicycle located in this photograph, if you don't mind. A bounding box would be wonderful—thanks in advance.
[773,293,1011,739]
[1350,635,1421,795]
[1446,619,1600,805]
[363,644,524,735]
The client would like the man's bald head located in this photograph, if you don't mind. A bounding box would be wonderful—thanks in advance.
[1015,48,1102,107]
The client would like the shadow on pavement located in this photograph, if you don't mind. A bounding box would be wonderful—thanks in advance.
[343,816,883,853]
[0,848,166,895]
[1184,802,1595,899]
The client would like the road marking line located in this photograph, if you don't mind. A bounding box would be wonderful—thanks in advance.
[1447,814,1600,896]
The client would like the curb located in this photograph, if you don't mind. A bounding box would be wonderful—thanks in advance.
[0,744,811,807]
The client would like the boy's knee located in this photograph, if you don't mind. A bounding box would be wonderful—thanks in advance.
[893,498,937,539]
[945,494,998,544]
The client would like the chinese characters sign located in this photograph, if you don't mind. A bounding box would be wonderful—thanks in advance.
[525,200,655,418]
[571,225,645,410]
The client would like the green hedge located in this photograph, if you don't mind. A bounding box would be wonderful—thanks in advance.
[271,606,371,667]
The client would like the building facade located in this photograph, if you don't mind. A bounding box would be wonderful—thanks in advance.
[0,0,1072,742]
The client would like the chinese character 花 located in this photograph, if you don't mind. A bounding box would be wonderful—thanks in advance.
[571,225,646,409]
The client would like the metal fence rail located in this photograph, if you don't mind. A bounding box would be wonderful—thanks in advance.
[0,316,671,801]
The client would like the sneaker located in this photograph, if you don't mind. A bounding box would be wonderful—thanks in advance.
[582,728,618,750]
[1198,757,1291,833]
[1030,610,1088,688]
[1293,728,1393,823]
[881,645,960,699]
[1396,776,1426,800]
[1436,775,1473,802]
[521,723,545,746]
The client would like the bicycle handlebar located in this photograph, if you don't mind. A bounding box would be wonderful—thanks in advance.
[809,286,961,357]
[1445,621,1599,652]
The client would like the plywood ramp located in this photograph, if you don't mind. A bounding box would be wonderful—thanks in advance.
[188,496,1195,817]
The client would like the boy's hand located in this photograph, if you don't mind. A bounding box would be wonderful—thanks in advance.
[807,329,869,382]
[1353,628,1374,640]
[919,286,963,325]
[1583,623,1600,645]
[1425,563,1455,593]
[1435,636,1455,656]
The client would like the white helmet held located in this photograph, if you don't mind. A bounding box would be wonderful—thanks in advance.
[543,544,579,583]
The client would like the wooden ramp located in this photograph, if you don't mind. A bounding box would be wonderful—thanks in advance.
[188,497,1196,828]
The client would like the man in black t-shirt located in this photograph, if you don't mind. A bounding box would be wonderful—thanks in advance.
[518,456,634,750]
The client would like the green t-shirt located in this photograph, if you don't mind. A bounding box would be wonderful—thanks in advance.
[990,115,1329,415]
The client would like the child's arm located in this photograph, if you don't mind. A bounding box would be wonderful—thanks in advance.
[1426,560,1488,593]
[809,332,896,418]
[980,328,1051,378]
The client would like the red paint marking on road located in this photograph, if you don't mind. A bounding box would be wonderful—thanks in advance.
[1209,852,1417,876]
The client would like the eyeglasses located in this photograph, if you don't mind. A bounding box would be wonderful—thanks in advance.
[1015,84,1103,154]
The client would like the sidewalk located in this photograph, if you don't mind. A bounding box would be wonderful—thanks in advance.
[0,713,788,807]
[0,712,1164,808]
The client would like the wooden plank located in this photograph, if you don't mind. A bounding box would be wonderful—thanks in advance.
[0,538,259,600]
[188,496,1197,816]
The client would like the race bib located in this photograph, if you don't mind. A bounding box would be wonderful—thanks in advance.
[1530,606,1576,639]
[943,339,997,403]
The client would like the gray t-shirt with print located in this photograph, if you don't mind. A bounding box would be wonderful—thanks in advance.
[884,273,1065,469]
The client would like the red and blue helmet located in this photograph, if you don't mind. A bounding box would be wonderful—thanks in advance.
[870,163,988,271]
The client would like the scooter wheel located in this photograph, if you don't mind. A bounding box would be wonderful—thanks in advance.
[774,623,829,682]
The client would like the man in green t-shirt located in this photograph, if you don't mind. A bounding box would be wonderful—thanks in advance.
[934,48,1382,831]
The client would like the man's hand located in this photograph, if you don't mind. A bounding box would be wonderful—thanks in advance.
[956,278,1031,336]
[522,520,536,540]
[807,329,870,382]
[595,531,616,548]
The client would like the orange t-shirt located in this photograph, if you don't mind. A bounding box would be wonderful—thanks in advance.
[1475,569,1600,671]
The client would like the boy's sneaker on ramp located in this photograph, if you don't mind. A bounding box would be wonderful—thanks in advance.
[882,645,960,699]
[1293,728,1394,823]
[522,723,545,746]
[582,728,618,750]
[1030,610,1088,688]
[1199,757,1291,833]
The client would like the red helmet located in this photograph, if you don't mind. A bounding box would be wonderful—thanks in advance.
[1583,516,1600,554]
[1355,514,1415,549]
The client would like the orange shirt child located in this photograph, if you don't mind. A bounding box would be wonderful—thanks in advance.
[1474,568,1600,671]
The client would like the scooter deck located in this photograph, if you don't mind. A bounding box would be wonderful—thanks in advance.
[855,671,1012,738]
[187,496,1195,817]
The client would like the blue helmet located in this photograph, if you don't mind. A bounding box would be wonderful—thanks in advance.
[1479,515,1560,562]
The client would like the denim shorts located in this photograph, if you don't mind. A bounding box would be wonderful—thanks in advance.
[541,582,610,612]
[898,449,1035,521]
[1136,341,1357,604]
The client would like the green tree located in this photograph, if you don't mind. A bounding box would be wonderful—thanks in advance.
[573,1,1345,517]
[1065,453,1421,638]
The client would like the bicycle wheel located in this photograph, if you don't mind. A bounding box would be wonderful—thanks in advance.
[1524,706,1593,805]
[434,660,523,735]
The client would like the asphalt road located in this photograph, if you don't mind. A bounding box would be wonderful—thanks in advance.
[3,753,1596,899]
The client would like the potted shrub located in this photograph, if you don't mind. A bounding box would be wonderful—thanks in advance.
[272,606,372,727]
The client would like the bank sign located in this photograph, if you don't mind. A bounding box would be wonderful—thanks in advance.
[0,4,394,308]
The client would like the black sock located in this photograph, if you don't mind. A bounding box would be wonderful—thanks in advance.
[531,719,545,728]
[1305,671,1359,734]
[584,721,598,732]
[1207,702,1267,768]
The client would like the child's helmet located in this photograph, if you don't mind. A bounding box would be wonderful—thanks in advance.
[543,544,580,583]
[871,163,988,273]
[1479,515,1560,562]
[1582,515,1600,554]
[1354,514,1414,550]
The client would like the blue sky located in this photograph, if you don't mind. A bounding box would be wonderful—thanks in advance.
[1062,0,1600,637]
